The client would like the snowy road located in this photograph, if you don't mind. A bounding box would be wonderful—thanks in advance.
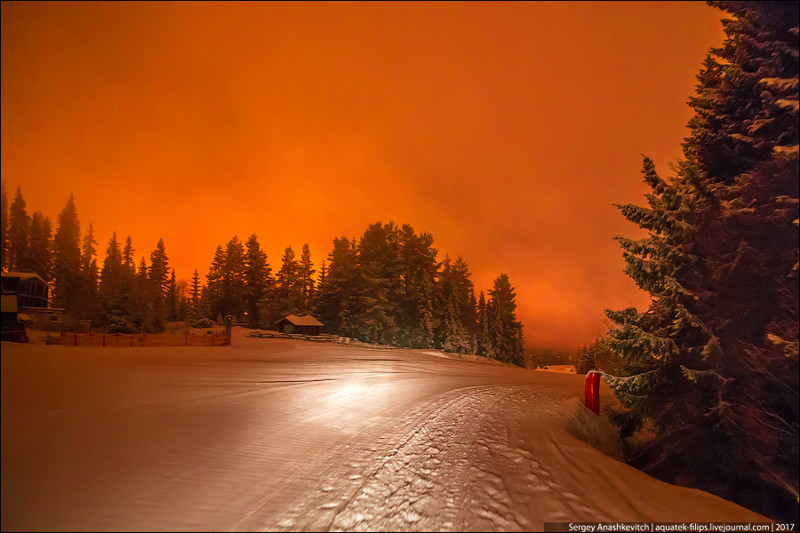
[1,329,767,531]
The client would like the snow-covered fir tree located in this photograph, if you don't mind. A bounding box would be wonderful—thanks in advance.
[275,245,301,318]
[434,255,475,350]
[354,222,402,344]
[221,236,246,320]
[77,223,99,321]
[415,297,435,349]
[204,245,226,321]
[316,236,358,334]
[0,184,7,270]
[165,269,178,322]
[487,273,524,366]
[477,291,495,359]
[396,225,439,347]
[298,243,316,313]
[147,238,170,331]
[244,234,272,328]
[604,1,798,521]
[52,194,82,313]
[29,212,52,281]
[188,268,204,325]
[442,295,470,355]
[99,232,124,327]
[6,186,30,272]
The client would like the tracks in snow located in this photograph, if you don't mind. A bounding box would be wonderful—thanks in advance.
[243,384,604,532]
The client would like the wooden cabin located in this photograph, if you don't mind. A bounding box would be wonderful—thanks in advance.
[274,314,324,335]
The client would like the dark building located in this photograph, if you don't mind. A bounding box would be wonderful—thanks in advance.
[274,314,324,335]
[1,272,53,342]
[2,272,57,342]
[1,272,49,308]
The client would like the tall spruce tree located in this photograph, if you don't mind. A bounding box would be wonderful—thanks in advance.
[317,259,327,298]
[121,236,135,273]
[434,256,475,350]
[453,258,477,335]
[99,232,123,324]
[487,274,524,366]
[205,245,226,321]
[442,294,470,355]
[7,186,30,271]
[148,239,170,331]
[477,290,495,358]
[100,233,136,333]
[165,269,178,322]
[298,243,316,313]
[52,194,81,313]
[316,237,358,334]
[133,256,151,331]
[0,184,7,270]
[244,234,272,327]
[118,236,137,328]
[604,1,798,521]
[398,225,439,348]
[175,278,189,322]
[276,245,301,317]
[415,294,435,350]
[221,236,246,320]
[466,290,478,353]
[433,255,453,347]
[28,212,52,281]
[189,268,205,325]
[354,222,402,345]
[78,223,99,321]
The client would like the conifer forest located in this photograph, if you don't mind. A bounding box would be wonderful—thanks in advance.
[1,194,526,366]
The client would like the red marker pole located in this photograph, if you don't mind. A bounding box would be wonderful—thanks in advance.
[585,370,601,415]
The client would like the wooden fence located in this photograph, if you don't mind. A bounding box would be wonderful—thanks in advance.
[60,332,230,347]
[246,331,342,343]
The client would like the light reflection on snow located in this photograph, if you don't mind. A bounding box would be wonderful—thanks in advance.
[332,382,370,402]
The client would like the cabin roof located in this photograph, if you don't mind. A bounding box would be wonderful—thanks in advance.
[274,314,324,327]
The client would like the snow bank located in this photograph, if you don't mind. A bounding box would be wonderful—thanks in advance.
[536,364,577,373]
[421,350,450,359]
[511,390,767,525]
[563,397,626,462]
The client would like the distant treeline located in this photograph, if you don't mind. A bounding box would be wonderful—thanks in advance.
[0,190,524,365]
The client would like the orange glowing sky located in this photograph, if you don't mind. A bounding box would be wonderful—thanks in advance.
[1,1,726,352]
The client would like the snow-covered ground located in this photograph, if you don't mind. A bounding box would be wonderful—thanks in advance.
[1,328,768,531]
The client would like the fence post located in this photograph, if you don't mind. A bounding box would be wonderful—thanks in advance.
[103,334,105,347]
[74,332,77,347]
[585,370,601,415]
